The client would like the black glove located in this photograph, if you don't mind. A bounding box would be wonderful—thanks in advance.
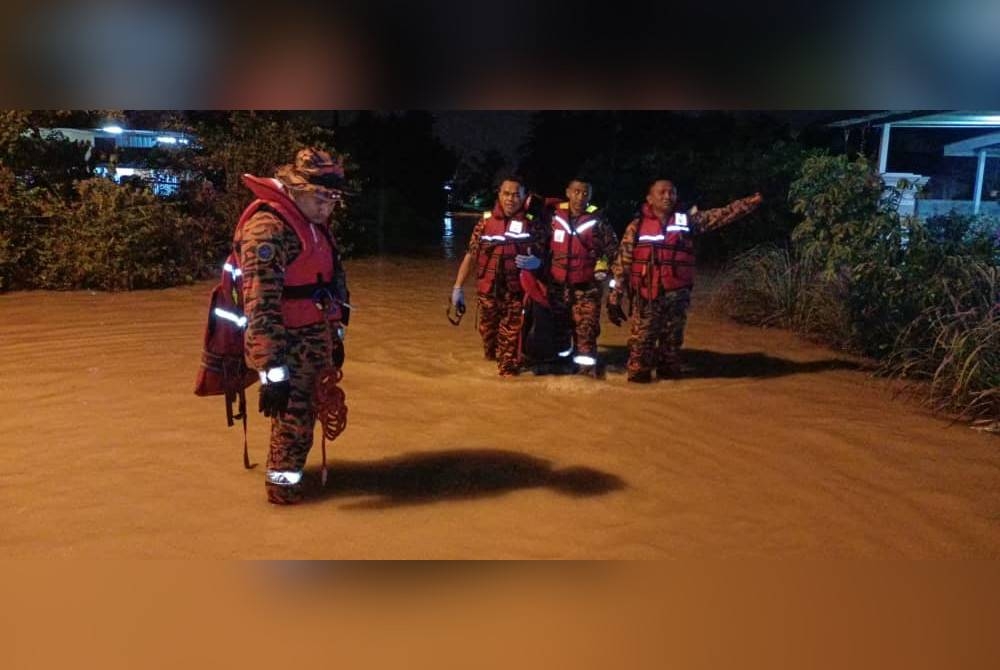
[259,381,291,417]
[331,334,345,368]
[606,293,626,327]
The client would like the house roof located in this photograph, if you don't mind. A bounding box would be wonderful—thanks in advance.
[828,110,1000,129]
[943,131,1000,157]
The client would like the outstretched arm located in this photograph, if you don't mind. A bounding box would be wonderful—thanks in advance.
[692,192,763,234]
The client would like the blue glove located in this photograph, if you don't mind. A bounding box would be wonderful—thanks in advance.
[451,287,465,308]
[515,254,541,270]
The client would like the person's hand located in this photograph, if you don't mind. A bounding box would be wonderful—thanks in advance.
[749,192,764,206]
[259,381,291,417]
[515,254,541,270]
[606,291,626,326]
[451,287,465,308]
[331,333,345,368]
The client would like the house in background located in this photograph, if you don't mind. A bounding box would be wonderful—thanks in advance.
[830,111,1000,219]
[39,125,194,196]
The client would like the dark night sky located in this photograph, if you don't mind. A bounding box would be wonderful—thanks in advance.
[431,111,534,162]
[430,110,857,164]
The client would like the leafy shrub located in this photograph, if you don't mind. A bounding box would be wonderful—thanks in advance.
[38,179,199,290]
[716,152,1000,423]
[0,166,62,291]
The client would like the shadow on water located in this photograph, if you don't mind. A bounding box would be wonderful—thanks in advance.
[600,346,867,379]
[301,448,626,509]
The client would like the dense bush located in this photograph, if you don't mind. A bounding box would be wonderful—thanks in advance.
[37,178,210,290]
[0,111,365,291]
[0,166,61,290]
[714,153,1000,423]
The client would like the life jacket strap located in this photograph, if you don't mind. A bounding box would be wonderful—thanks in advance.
[281,281,337,300]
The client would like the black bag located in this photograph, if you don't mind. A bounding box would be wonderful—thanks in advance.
[521,299,570,364]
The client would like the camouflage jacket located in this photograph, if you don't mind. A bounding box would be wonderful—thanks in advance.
[236,210,345,371]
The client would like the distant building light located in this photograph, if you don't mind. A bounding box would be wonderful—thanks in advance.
[443,184,452,190]
[156,136,177,144]
[116,168,136,177]
[102,125,124,134]
[178,138,189,145]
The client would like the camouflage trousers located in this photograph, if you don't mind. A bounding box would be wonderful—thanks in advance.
[549,282,603,358]
[627,288,691,381]
[265,321,341,502]
[477,292,525,376]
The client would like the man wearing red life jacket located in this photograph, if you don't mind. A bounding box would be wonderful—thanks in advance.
[608,179,762,383]
[544,178,619,376]
[236,148,349,504]
[450,174,547,376]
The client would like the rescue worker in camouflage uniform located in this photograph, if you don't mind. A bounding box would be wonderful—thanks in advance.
[543,178,619,376]
[608,179,762,383]
[450,175,547,377]
[236,148,349,504]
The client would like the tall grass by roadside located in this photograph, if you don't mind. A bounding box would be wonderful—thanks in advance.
[883,262,1000,423]
[709,245,851,347]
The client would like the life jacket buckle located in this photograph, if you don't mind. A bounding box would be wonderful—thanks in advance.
[311,287,337,313]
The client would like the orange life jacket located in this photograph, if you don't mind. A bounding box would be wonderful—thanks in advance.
[548,202,601,285]
[475,203,533,295]
[194,176,345,412]
[629,204,695,299]
[237,175,344,328]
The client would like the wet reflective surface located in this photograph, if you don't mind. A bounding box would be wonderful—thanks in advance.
[439,211,479,260]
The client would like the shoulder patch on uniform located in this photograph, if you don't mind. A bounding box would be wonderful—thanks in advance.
[558,202,569,209]
[586,204,598,213]
[256,242,276,262]
[483,211,492,219]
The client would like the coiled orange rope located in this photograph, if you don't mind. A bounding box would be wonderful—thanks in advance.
[315,365,348,486]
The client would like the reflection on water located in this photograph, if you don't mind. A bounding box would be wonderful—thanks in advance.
[440,211,479,260]
[442,214,453,259]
